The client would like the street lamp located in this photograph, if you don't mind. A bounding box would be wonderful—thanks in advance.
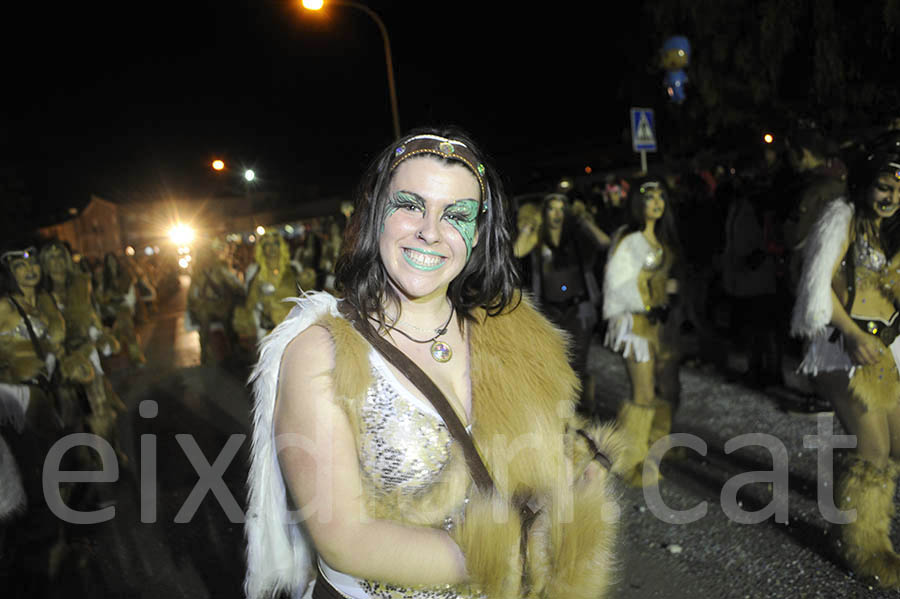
[302,0,401,140]
[244,169,256,182]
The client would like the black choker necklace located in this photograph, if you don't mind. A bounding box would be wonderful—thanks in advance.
[386,305,455,363]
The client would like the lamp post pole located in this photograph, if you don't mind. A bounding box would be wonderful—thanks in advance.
[305,0,401,140]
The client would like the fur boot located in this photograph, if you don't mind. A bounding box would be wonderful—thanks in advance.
[835,457,900,589]
[647,399,687,462]
[613,401,657,487]
[648,399,671,447]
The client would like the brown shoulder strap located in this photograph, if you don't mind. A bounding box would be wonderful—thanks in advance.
[338,301,495,493]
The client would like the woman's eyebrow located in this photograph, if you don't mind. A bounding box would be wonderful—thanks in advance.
[442,199,479,212]
[395,190,425,201]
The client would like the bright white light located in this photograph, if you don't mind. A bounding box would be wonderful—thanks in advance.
[303,0,324,9]
[178,257,190,269]
[125,246,135,256]
[169,223,195,245]
[256,225,266,236]
[244,169,256,182]
[763,133,775,144]
[284,224,294,233]
[144,246,154,256]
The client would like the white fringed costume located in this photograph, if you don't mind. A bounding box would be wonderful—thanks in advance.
[0,409,26,522]
[602,231,671,362]
[244,292,623,599]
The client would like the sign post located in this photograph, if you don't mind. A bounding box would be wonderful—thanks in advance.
[630,107,657,174]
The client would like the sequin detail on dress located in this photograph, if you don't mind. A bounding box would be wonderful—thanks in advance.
[353,365,483,599]
[358,366,453,496]
[855,237,887,273]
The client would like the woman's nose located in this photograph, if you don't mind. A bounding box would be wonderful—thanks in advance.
[417,213,442,244]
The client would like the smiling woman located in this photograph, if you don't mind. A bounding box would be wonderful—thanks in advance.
[244,127,624,599]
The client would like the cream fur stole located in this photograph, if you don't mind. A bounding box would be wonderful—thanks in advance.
[789,199,854,375]
[0,433,25,521]
[245,291,338,599]
[602,231,651,362]
[790,199,852,338]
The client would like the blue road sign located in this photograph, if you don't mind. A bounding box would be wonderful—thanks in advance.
[630,107,657,152]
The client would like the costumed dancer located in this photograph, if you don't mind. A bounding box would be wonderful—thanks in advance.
[0,245,72,588]
[97,252,147,367]
[187,240,245,364]
[513,192,610,418]
[244,128,623,599]
[790,135,900,589]
[602,177,682,487]
[233,231,304,348]
[40,240,127,466]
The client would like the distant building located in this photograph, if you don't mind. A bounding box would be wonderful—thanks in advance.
[38,194,122,259]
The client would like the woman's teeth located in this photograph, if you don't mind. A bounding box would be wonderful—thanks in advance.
[404,248,444,267]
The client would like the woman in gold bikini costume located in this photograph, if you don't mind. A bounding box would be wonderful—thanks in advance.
[791,134,900,589]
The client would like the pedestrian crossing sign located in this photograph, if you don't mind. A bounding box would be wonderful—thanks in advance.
[630,107,657,152]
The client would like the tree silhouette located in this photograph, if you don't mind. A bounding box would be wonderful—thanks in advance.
[642,0,900,154]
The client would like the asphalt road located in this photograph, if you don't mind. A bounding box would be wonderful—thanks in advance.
[5,276,898,598]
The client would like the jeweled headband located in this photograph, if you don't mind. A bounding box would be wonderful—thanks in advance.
[1,246,37,264]
[889,161,900,181]
[389,134,488,211]
[638,181,666,196]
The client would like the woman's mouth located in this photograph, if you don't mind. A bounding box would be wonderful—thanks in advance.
[878,200,899,214]
[402,248,446,271]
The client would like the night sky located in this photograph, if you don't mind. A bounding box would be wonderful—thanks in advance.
[2,1,656,213]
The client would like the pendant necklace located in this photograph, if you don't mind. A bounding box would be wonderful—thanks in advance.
[386,304,455,363]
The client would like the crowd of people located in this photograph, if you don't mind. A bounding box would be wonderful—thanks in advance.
[3,122,900,595]
[0,241,164,591]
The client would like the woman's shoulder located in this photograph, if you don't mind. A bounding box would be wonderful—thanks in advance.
[256,292,365,378]
[282,324,336,374]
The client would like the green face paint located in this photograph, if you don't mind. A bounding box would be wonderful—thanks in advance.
[382,191,425,232]
[443,199,479,260]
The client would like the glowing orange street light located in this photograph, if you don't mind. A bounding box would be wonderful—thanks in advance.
[212,159,225,171]
[763,133,774,144]
[301,0,401,139]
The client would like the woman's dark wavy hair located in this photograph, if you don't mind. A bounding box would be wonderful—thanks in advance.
[336,126,520,326]
[848,132,900,258]
[0,258,23,297]
[621,176,682,259]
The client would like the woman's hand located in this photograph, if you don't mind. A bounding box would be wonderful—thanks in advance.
[845,330,884,366]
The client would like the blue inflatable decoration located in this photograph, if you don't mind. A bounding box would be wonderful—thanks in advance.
[661,36,691,105]
[663,69,688,104]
